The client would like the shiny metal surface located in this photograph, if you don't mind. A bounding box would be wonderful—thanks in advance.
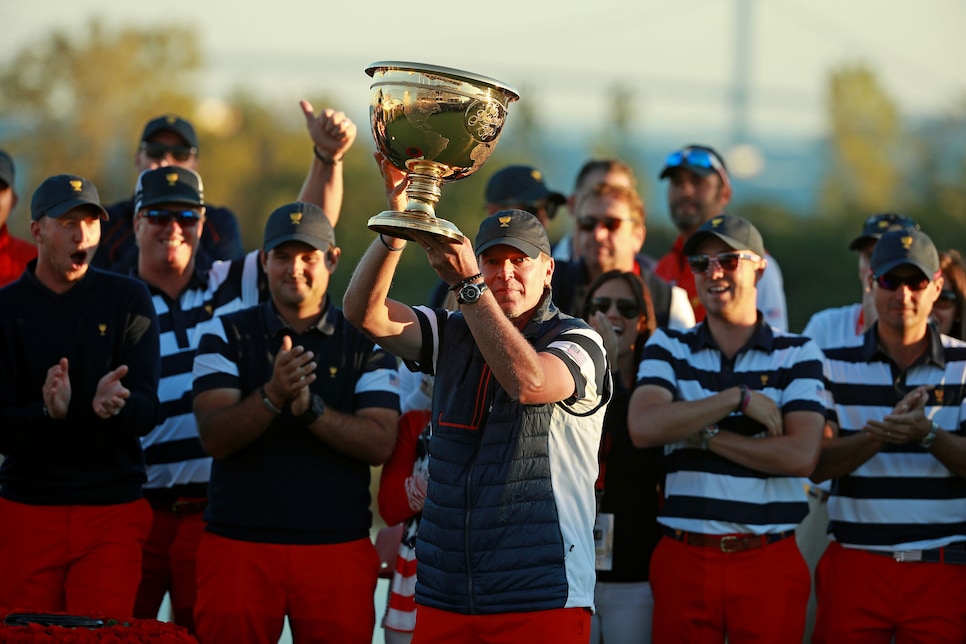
[365,61,519,242]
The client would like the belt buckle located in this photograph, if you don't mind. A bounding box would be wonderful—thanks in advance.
[894,550,923,563]
[720,535,741,553]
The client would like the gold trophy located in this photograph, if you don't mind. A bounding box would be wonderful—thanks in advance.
[366,61,520,242]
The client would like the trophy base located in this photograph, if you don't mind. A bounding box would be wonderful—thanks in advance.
[368,211,465,243]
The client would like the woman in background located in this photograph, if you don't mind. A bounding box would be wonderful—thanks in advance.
[581,270,663,644]
[931,250,966,340]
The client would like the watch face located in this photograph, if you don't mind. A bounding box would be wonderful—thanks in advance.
[459,282,486,304]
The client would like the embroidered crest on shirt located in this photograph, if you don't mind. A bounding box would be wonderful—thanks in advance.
[98,323,107,336]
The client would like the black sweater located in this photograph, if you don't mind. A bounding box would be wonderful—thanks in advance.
[0,262,161,505]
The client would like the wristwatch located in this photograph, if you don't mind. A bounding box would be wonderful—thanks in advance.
[920,420,939,450]
[297,394,326,427]
[701,425,720,450]
[457,281,488,305]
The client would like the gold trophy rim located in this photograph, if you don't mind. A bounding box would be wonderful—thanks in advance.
[366,62,519,244]
[365,61,521,102]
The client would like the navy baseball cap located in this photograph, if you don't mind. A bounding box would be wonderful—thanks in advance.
[141,115,198,148]
[31,174,108,221]
[0,149,14,187]
[134,167,205,211]
[870,229,940,280]
[263,202,335,252]
[682,214,766,258]
[848,212,920,251]
[659,145,728,180]
[475,209,551,259]
[485,165,565,213]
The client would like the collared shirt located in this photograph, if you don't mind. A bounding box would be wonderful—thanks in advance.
[822,323,966,550]
[637,319,826,535]
[192,297,400,544]
[803,303,865,351]
[137,250,265,496]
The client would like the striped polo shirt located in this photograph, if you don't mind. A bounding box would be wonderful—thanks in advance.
[803,303,865,351]
[823,325,966,551]
[636,320,826,536]
[139,251,264,496]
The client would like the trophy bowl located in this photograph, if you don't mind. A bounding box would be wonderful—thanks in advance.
[366,61,520,243]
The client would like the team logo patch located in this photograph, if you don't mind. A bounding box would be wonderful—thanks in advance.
[498,216,512,228]
[289,211,303,226]
[900,236,913,250]
[70,180,83,192]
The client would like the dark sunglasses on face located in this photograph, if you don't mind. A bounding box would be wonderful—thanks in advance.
[687,252,760,274]
[576,215,631,232]
[588,297,642,319]
[875,273,931,291]
[140,141,198,162]
[141,209,201,228]
[934,290,957,310]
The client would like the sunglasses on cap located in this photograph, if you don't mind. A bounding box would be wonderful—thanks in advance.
[664,148,728,177]
[934,290,957,311]
[588,297,642,319]
[576,215,632,232]
[140,141,198,162]
[687,252,760,274]
[875,273,932,291]
[140,209,202,228]
[862,212,920,230]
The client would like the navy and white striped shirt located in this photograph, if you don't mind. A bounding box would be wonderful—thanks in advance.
[823,325,966,551]
[637,320,826,535]
[140,251,264,496]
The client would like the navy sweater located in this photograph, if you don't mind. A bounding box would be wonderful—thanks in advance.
[0,262,161,505]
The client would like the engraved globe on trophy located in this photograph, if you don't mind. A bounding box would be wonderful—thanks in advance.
[366,61,520,242]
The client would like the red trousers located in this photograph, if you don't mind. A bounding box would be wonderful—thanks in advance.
[650,534,809,643]
[412,605,591,644]
[193,532,379,644]
[132,500,206,631]
[0,497,152,617]
[814,541,966,643]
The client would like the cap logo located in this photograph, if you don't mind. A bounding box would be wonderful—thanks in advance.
[877,220,890,229]
[289,211,303,226]
[165,172,179,186]
[165,116,178,125]
[70,180,83,193]
[711,217,724,228]
[498,216,512,228]
[900,236,913,250]
[531,170,543,181]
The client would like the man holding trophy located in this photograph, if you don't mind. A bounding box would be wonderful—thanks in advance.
[346,168,610,644]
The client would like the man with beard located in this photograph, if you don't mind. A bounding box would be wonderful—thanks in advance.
[655,145,787,330]
[552,182,694,329]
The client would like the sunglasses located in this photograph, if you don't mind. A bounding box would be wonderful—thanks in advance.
[934,290,957,310]
[588,297,641,319]
[576,215,631,232]
[687,252,760,274]
[664,148,728,177]
[875,273,931,291]
[140,141,198,162]
[863,212,920,231]
[140,209,201,228]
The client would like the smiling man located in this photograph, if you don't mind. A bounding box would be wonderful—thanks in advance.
[190,202,400,644]
[810,228,966,642]
[344,163,611,643]
[628,214,825,642]
[0,174,161,618]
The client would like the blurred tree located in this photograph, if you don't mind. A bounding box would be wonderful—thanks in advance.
[0,18,202,209]
[818,63,902,217]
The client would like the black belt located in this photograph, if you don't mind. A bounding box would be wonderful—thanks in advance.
[864,543,966,565]
[663,527,793,553]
